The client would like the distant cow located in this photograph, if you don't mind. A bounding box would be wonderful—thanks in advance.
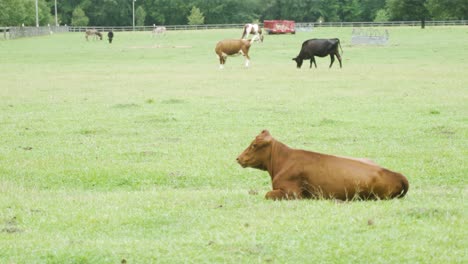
[85,29,102,41]
[292,38,343,69]
[241,23,264,43]
[152,26,166,37]
[107,31,114,43]
[237,130,409,200]
[215,39,254,69]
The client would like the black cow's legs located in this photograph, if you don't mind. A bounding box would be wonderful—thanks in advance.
[310,57,317,68]
[336,53,342,68]
[329,54,335,68]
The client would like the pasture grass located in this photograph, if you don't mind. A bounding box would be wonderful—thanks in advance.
[0,27,467,263]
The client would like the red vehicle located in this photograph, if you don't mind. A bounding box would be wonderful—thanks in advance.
[263,20,296,34]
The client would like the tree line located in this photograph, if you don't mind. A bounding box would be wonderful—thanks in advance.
[0,0,466,27]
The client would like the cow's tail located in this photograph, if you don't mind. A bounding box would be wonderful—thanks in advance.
[397,175,409,198]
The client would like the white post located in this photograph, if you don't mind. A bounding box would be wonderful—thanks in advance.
[55,0,58,26]
[132,0,136,31]
[35,0,39,27]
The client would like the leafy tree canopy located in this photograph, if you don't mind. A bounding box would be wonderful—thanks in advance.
[0,0,465,26]
[71,7,89,26]
[188,6,205,25]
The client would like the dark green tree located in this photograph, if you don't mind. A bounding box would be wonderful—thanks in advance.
[136,6,146,26]
[186,0,259,24]
[338,0,362,21]
[142,0,189,25]
[187,6,204,25]
[318,0,341,22]
[262,0,281,20]
[3,0,467,27]
[374,8,390,21]
[13,0,52,26]
[22,0,37,26]
[38,0,53,25]
[84,0,131,26]
[426,0,468,19]
[386,0,429,27]
[71,7,89,26]
[54,0,82,25]
[360,0,387,21]
[0,0,26,26]
[261,0,340,22]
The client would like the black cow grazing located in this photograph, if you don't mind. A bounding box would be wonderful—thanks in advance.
[108,31,114,44]
[292,38,343,69]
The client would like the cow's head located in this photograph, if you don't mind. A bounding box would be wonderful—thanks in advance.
[237,130,273,171]
[292,57,303,68]
[258,29,264,43]
[258,34,264,43]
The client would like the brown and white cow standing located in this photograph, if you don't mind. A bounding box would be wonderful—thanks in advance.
[237,130,409,200]
[215,39,254,69]
[241,23,264,43]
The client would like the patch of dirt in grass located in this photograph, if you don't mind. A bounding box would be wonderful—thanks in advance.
[2,216,22,233]
[407,207,445,219]
[20,146,33,150]
[123,151,166,161]
[248,189,259,195]
[161,98,185,104]
[140,151,158,156]
[136,114,177,123]
[2,227,22,233]
[112,103,140,109]
[319,118,343,126]
[79,129,100,135]
[168,171,183,177]
[426,126,456,137]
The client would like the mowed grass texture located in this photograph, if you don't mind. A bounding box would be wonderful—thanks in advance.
[0,27,467,263]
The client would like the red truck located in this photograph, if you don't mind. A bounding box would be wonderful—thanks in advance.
[263,20,296,34]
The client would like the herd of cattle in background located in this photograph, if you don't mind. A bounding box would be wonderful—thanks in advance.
[85,25,166,43]
[82,23,412,201]
[84,23,343,70]
[216,23,343,69]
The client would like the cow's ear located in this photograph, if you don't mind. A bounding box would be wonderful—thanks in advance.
[256,130,272,145]
[262,133,272,143]
[261,130,270,136]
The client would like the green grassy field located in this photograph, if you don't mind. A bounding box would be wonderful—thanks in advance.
[0,27,467,263]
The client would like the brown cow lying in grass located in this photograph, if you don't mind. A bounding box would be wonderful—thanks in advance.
[215,39,254,69]
[237,130,409,200]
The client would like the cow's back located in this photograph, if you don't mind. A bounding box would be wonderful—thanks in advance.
[216,39,250,56]
[297,151,407,199]
[301,39,338,57]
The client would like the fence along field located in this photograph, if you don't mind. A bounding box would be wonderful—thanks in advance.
[1,19,467,39]
[0,26,466,263]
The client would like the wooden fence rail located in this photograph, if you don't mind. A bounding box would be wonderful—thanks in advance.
[69,20,467,33]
